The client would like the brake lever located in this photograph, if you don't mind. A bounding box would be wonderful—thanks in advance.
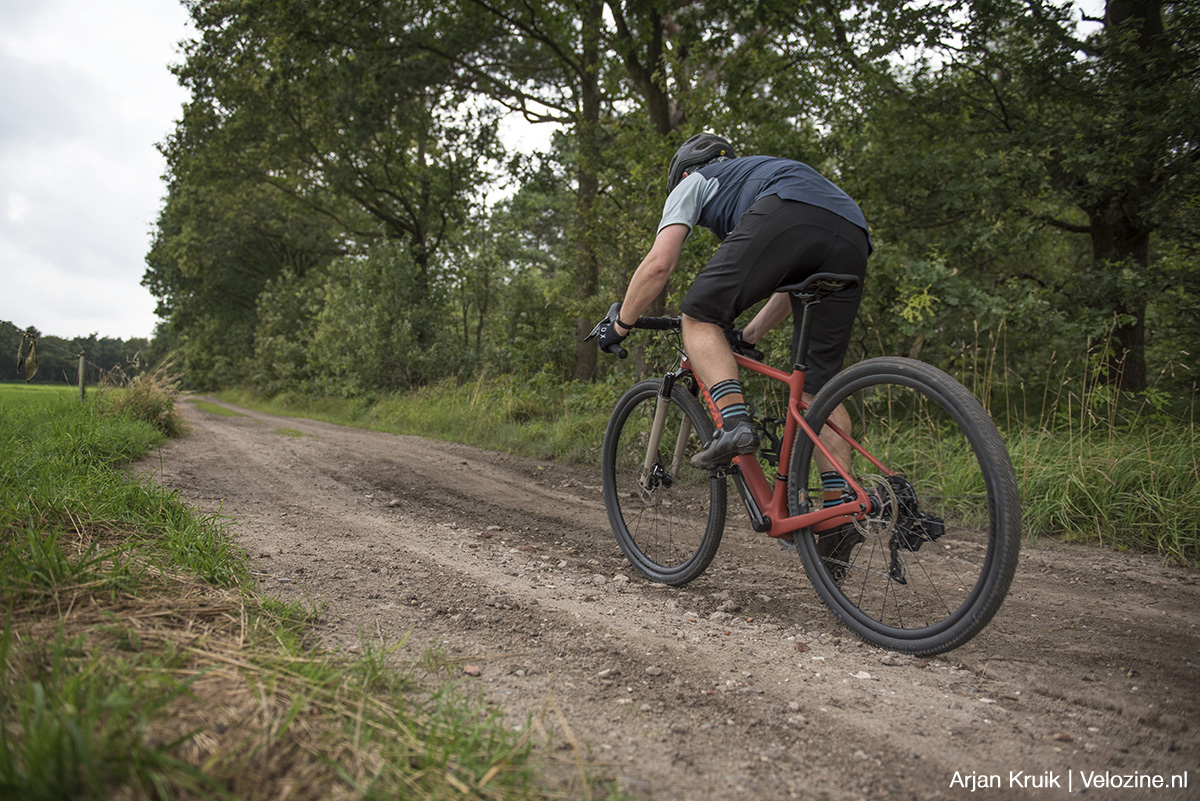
[582,302,629,359]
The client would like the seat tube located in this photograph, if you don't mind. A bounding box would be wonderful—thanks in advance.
[779,367,807,477]
[790,295,819,371]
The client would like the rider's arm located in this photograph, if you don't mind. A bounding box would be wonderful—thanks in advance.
[616,224,689,332]
[741,292,792,344]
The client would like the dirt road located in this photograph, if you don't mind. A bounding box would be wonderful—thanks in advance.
[133,398,1199,800]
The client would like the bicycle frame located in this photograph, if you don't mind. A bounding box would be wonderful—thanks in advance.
[668,351,891,540]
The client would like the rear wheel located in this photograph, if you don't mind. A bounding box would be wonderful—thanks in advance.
[788,357,1021,655]
[602,378,726,585]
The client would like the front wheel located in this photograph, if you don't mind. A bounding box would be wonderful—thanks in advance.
[602,378,727,585]
[788,357,1021,655]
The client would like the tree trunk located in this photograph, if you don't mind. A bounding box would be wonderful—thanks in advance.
[1088,201,1150,391]
[610,5,680,135]
[572,0,604,381]
[1074,0,1168,393]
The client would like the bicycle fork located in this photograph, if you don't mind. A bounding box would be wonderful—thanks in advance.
[639,371,692,500]
[640,370,769,533]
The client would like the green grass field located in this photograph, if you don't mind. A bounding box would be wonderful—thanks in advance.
[0,382,78,409]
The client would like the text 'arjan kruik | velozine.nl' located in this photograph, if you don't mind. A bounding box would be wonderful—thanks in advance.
[950,769,1189,793]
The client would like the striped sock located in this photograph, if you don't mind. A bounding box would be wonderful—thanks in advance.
[710,379,750,424]
[822,471,847,507]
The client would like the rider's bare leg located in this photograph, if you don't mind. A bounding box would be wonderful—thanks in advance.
[681,315,742,414]
[682,314,760,468]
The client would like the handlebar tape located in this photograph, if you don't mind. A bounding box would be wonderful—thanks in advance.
[632,316,681,331]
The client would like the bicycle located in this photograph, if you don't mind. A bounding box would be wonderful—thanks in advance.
[585,272,1021,655]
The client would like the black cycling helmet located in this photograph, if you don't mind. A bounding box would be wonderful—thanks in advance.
[667,133,735,191]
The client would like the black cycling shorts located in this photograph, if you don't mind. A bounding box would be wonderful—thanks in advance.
[680,195,868,394]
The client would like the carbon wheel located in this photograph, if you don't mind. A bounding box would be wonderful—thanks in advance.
[602,378,727,585]
[788,357,1021,655]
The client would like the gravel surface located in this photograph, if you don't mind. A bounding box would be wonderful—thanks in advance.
[132,397,1200,800]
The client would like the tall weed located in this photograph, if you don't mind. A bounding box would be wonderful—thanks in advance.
[940,327,1198,565]
[1013,412,1198,565]
[97,359,184,438]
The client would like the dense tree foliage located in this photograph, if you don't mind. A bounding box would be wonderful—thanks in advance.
[145,0,1197,407]
[852,0,1200,392]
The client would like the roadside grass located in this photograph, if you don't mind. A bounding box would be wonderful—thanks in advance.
[1,387,615,799]
[222,373,616,464]
[222,368,1199,568]
[1011,415,1200,565]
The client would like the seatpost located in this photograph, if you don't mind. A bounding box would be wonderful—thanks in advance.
[790,294,819,372]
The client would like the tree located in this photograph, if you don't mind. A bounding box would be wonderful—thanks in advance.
[426,0,915,379]
[145,99,339,389]
[864,0,1200,391]
[150,0,503,388]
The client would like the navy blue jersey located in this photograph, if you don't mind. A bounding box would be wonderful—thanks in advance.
[658,155,870,248]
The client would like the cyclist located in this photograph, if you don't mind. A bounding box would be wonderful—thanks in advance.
[594,133,871,480]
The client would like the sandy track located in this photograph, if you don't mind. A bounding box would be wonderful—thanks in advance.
[132,398,1199,800]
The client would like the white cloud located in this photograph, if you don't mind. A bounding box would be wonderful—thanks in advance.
[0,0,191,341]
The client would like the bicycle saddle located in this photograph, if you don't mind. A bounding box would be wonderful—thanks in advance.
[776,272,860,300]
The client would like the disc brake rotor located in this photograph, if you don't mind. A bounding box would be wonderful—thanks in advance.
[853,473,898,541]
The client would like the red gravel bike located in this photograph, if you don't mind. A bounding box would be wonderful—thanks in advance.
[588,273,1021,655]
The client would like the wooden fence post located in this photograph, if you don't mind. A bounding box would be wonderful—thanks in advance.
[78,352,86,401]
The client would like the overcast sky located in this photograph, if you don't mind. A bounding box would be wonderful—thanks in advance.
[1,0,192,341]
